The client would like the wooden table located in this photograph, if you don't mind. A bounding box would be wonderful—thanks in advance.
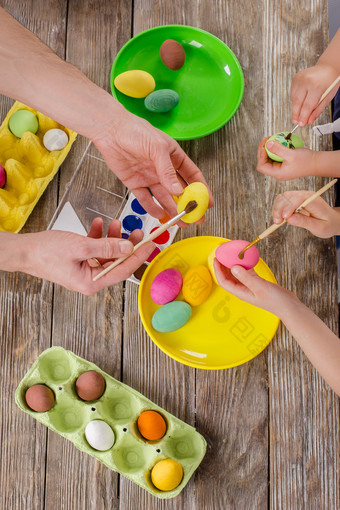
[1,1,339,509]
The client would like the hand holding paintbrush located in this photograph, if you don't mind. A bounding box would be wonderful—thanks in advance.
[238,179,338,259]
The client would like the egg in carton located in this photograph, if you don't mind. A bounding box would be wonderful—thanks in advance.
[118,192,178,284]
[15,347,206,499]
[0,101,77,233]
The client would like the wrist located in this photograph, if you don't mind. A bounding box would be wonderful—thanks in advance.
[0,232,33,273]
[273,290,302,323]
[87,92,128,145]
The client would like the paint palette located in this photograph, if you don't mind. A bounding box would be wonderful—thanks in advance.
[48,142,178,283]
[15,347,207,499]
[0,101,77,233]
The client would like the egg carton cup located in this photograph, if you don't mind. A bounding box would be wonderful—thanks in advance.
[48,142,178,284]
[15,347,206,499]
[0,101,77,233]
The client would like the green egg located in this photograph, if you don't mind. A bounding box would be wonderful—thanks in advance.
[8,109,39,138]
[265,131,304,162]
[152,301,192,332]
[144,89,180,113]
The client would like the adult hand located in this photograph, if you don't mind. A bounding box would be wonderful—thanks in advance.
[22,218,155,294]
[92,111,214,223]
[290,64,339,126]
[256,137,317,180]
[214,260,298,317]
[272,190,340,238]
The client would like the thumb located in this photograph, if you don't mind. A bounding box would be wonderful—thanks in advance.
[79,237,134,261]
[266,140,293,160]
[287,212,318,232]
[155,152,183,195]
[230,265,261,293]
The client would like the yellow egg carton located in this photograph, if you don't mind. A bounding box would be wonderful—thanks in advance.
[0,101,77,233]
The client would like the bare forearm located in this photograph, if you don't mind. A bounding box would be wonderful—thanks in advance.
[279,299,340,396]
[317,29,340,74]
[313,150,340,177]
[0,7,125,139]
[0,232,30,273]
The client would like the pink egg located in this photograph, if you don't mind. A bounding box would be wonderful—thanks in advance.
[0,164,6,188]
[215,240,259,270]
[150,268,183,305]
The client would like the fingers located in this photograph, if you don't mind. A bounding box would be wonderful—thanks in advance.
[298,89,323,126]
[256,138,285,178]
[155,151,183,195]
[107,219,122,239]
[132,188,165,219]
[291,80,308,124]
[214,259,255,302]
[272,191,314,223]
[92,241,155,290]
[265,140,292,160]
[88,217,103,238]
[170,144,214,208]
[149,183,179,218]
[79,236,134,262]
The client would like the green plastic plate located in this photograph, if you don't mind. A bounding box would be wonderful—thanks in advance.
[15,347,206,499]
[111,25,244,140]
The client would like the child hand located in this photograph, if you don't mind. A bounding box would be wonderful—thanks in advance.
[256,137,317,180]
[290,64,339,126]
[272,190,340,238]
[24,218,155,294]
[214,260,298,317]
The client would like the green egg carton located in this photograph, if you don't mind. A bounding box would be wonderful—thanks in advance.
[15,347,206,499]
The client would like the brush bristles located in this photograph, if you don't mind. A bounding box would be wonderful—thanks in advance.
[184,200,198,213]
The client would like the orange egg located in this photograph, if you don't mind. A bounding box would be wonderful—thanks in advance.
[137,410,167,440]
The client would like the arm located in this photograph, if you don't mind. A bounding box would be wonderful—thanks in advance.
[256,136,340,180]
[0,7,213,219]
[214,261,340,396]
[0,220,155,295]
[290,29,340,126]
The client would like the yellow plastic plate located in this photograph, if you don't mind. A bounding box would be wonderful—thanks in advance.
[138,236,280,370]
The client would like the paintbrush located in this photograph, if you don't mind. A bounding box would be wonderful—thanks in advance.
[93,200,198,282]
[238,179,338,259]
[285,75,340,140]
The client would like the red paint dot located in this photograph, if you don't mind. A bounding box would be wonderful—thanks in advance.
[150,227,170,245]
[147,247,161,262]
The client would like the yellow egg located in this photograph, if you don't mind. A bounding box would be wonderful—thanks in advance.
[114,70,156,98]
[176,182,209,223]
[207,247,218,284]
[183,265,212,306]
[151,459,183,491]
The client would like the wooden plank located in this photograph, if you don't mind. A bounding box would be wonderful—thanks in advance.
[263,1,340,509]
[0,2,68,510]
[43,1,133,510]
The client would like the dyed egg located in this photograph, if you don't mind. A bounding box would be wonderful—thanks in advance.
[85,420,115,451]
[0,164,6,188]
[265,132,304,162]
[183,265,212,306]
[144,89,180,113]
[114,70,155,98]
[216,240,259,270]
[207,247,219,284]
[8,109,39,138]
[151,268,183,305]
[160,39,186,71]
[75,371,106,401]
[176,182,210,223]
[25,384,55,412]
[43,128,69,151]
[152,301,192,333]
[137,410,167,440]
[151,459,184,491]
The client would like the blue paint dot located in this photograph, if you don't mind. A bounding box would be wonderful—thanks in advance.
[131,198,147,215]
[122,215,143,233]
[121,232,129,239]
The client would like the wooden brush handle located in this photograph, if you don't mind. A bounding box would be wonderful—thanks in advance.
[319,75,340,104]
[258,178,338,241]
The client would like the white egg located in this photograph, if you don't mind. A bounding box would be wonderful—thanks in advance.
[43,128,69,151]
[85,420,115,451]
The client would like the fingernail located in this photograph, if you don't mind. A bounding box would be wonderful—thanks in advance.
[119,240,133,254]
[266,141,274,148]
[273,217,280,223]
[231,266,240,276]
[298,121,304,127]
[172,183,183,194]
[292,119,298,124]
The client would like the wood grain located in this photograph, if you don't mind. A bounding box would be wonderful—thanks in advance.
[0,0,339,509]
